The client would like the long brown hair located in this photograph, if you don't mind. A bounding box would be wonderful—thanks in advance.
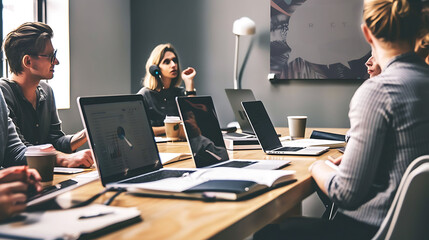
[142,43,182,91]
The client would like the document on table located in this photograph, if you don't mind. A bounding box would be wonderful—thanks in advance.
[0,204,141,240]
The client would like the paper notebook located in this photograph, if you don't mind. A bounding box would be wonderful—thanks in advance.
[126,167,296,200]
[159,152,192,165]
[0,204,141,240]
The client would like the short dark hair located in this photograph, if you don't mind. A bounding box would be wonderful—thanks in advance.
[3,22,53,74]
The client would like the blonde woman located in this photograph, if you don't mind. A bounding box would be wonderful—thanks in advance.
[137,43,196,136]
[256,0,429,239]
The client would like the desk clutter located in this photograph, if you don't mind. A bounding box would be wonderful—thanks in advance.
[3,93,347,239]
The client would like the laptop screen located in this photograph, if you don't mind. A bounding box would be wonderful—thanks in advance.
[176,96,230,168]
[79,95,162,185]
[241,101,282,150]
[225,89,256,134]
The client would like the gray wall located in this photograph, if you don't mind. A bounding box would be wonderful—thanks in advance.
[130,0,363,128]
[58,0,131,134]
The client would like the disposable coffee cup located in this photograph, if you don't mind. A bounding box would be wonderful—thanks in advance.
[164,116,182,141]
[287,116,307,139]
[25,144,56,187]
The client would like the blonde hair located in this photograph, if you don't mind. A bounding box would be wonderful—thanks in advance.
[363,0,422,42]
[142,43,182,91]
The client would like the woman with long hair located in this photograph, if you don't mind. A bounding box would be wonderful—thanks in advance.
[137,43,196,136]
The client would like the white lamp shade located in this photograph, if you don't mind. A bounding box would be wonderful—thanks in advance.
[233,17,256,35]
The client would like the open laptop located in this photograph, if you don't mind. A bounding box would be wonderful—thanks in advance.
[78,94,196,189]
[242,101,329,155]
[224,89,256,138]
[176,96,289,169]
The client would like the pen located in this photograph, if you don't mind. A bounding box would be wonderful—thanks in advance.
[79,211,114,219]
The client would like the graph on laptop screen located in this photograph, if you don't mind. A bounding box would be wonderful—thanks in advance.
[82,100,159,178]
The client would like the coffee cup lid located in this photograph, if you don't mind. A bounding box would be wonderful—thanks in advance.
[25,144,57,156]
[287,116,307,119]
[164,116,181,123]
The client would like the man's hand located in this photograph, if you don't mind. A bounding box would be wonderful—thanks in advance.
[56,149,94,168]
[0,166,41,189]
[0,181,28,221]
[0,166,42,221]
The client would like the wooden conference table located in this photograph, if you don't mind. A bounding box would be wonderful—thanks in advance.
[53,128,347,240]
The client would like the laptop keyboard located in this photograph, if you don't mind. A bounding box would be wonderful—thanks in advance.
[212,160,257,168]
[27,179,78,202]
[121,170,196,184]
[275,146,304,152]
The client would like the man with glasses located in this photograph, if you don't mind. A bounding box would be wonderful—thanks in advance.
[0,22,93,168]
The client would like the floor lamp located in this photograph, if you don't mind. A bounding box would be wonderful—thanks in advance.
[233,17,256,89]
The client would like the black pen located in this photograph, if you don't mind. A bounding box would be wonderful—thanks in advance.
[79,211,114,219]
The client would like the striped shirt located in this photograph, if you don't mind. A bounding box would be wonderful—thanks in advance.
[326,52,429,227]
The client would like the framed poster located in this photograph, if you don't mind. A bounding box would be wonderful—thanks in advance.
[270,0,371,80]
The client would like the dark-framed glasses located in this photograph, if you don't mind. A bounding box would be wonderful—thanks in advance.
[36,49,57,64]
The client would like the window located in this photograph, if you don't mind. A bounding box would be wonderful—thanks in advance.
[45,0,70,109]
[2,0,36,77]
[1,0,70,109]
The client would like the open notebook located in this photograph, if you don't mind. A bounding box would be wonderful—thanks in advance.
[127,167,296,201]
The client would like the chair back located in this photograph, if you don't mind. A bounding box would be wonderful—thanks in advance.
[372,155,429,240]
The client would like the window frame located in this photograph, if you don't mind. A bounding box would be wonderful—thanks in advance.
[1,0,70,109]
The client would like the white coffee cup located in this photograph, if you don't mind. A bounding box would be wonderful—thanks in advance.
[164,116,184,141]
[287,116,307,139]
[25,144,57,187]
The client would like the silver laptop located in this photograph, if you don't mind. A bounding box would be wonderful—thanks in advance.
[242,101,328,156]
[176,96,289,169]
[224,89,256,138]
[78,94,196,189]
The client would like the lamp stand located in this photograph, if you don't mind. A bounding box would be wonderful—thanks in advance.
[233,34,240,89]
